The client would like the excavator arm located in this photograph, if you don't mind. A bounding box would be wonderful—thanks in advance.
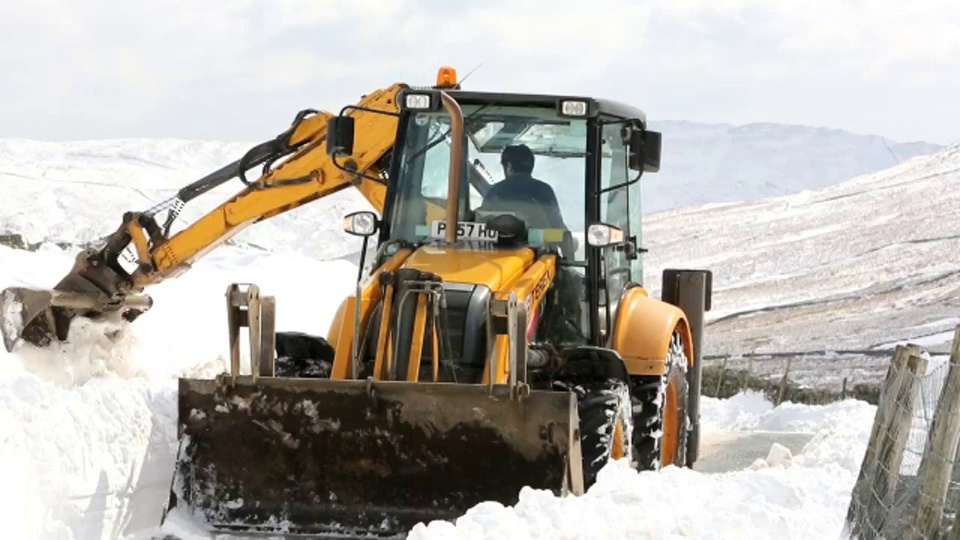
[1,83,408,351]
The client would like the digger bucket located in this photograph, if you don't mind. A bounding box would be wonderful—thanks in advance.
[163,376,581,537]
[1,286,152,352]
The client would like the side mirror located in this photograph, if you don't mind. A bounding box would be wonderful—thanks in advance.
[326,116,355,157]
[628,129,661,173]
[342,211,379,237]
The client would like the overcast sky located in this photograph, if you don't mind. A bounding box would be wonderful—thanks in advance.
[1,0,957,144]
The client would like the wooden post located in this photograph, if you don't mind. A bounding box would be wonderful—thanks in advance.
[777,356,793,406]
[910,327,960,540]
[866,351,927,537]
[843,377,848,400]
[845,344,923,537]
[716,357,727,397]
[950,491,960,540]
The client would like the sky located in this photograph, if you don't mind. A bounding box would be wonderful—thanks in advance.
[1,0,957,145]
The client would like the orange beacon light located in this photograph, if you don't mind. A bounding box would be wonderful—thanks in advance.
[436,66,458,89]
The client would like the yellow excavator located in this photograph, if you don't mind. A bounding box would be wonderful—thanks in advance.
[0,67,712,538]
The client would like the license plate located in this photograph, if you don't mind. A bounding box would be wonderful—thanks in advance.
[431,220,499,242]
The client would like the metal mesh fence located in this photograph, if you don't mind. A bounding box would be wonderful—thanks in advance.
[845,331,960,540]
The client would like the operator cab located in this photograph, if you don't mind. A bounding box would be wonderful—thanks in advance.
[326,67,662,374]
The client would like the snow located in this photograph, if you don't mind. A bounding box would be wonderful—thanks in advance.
[0,252,881,540]
[0,131,955,538]
[0,244,360,539]
[407,394,878,540]
[0,244,884,540]
[0,137,372,262]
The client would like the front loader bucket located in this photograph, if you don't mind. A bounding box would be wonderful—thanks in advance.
[163,376,580,538]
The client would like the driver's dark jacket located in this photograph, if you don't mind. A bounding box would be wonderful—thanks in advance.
[482,173,584,346]
[479,173,567,230]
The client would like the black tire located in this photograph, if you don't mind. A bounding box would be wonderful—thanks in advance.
[274,331,335,378]
[557,379,633,490]
[630,331,690,470]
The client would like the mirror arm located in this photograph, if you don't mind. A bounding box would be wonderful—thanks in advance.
[595,169,642,195]
[329,152,387,185]
[337,105,401,119]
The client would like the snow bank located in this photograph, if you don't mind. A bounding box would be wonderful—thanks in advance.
[409,392,878,540]
[701,390,876,434]
[0,244,359,539]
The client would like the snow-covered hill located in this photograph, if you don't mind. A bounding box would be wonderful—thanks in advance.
[642,143,960,387]
[0,121,941,257]
[0,138,373,261]
[643,120,943,212]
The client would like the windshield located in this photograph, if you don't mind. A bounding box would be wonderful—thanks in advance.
[387,104,589,261]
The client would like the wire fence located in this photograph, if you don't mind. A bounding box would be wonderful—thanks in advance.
[844,327,960,539]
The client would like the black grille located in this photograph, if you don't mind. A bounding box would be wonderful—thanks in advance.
[359,281,491,384]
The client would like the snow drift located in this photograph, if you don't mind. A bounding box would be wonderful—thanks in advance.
[408,394,877,540]
[0,244,360,539]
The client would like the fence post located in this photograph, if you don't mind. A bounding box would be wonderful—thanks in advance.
[715,357,727,396]
[867,351,927,537]
[777,356,793,406]
[911,327,960,540]
[845,344,923,537]
[742,356,753,391]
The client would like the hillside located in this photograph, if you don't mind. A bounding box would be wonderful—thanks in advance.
[642,143,960,386]
[0,138,372,262]
[643,120,943,212]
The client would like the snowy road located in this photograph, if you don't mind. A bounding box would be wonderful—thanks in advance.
[694,431,814,474]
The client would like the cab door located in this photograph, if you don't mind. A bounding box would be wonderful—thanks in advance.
[597,118,634,339]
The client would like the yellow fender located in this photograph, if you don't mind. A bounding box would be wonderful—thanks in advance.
[608,286,694,376]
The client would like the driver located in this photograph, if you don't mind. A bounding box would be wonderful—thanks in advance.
[479,144,584,347]
[479,144,568,231]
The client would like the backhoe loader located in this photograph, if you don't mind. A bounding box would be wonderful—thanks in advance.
[1,67,712,538]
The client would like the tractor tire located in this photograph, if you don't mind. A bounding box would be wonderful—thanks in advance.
[274,331,335,378]
[557,379,633,490]
[630,331,690,470]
